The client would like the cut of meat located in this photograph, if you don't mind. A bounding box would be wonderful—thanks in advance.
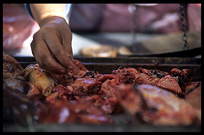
[137,84,201,125]
[71,77,102,95]
[156,75,182,94]
[2,55,201,126]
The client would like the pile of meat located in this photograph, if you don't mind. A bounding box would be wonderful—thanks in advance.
[3,54,201,127]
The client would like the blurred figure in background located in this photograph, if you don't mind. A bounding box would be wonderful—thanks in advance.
[3,4,38,54]
[3,4,201,74]
[69,4,201,33]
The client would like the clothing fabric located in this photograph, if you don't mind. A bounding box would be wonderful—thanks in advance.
[69,4,182,33]
[24,3,72,19]
[25,4,201,34]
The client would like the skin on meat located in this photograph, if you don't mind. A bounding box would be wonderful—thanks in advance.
[3,81,35,126]
[45,85,73,104]
[100,79,118,100]
[114,84,146,117]
[135,73,160,85]
[3,54,24,79]
[71,77,102,95]
[112,67,139,84]
[185,82,201,110]
[24,64,55,97]
[3,78,32,94]
[3,55,201,126]
[137,84,201,125]
[67,60,89,78]
[38,101,114,124]
[171,68,192,94]
[156,75,182,94]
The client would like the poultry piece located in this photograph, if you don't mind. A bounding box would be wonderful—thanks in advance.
[52,73,75,87]
[137,67,168,85]
[71,77,102,96]
[38,100,114,124]
[75,95,104,109]
[115,84,201,125]
[3,81,35,126]
[114,84,144,116]
[156,75,182,95]
[112,67,139,84]
[114,67,190,97]
[138,67,169,78]
[24,64,55,97]
[97,73,119,83]
[3,78,33,94]
[51,60,91,87]
[135,72,159,85]
[84,70,100,79]
[100,79,119,100]
[3,55,201,127]
[171,68,192,95]
[74,94,121,115]
[3,54,24,79]
[67,59,89,78]
[137,84,201,125]
[137,67,183,95]
[45,85,73,104]
[99,79,123,114]
[185,81,201,110]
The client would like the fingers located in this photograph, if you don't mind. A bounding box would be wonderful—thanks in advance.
[43,30,75,70]
[30,16,75,74]
[62,35,75,69]
[61,26,75,65]
[31,33,67,74]
[63,29,73,58]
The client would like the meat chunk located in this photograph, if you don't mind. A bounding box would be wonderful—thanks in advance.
[38,101,114,124]
[138,67,169,79]
[137,84,201,125]
[112,67,139,84]
[3,54,24,79]
[100,79,118,100]
[97,74,119,83]
[137,68,186,96]
[77,95,104,109]
[156,75,182,95]
[3,78,32,94]
[114,84,200,125]
[3,55,201,126]
[99,79,123,114]
[24,64,55,97]
[71,77,102,96]
[171,68,192,94]
[135,73,160,85]
[52,73,75,86]
[67,60,89,78]
[185,82,201,110]
[114,84,144,116]
[3,81,35,126]
[84,70,100,79]
[46,85,72,104]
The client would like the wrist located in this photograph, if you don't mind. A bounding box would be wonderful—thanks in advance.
[29,4,68,26]
[39,16,66,28]
[25,4,71,23]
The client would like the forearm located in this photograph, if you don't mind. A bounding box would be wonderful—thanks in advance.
[29,4,66,27]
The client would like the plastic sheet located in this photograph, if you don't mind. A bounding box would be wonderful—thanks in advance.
[3,4,36,53]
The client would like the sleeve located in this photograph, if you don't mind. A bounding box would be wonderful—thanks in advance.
[24,3,34,18]
[24,3,72,20]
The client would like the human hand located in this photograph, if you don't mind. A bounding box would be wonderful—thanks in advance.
[31,16,75,74]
